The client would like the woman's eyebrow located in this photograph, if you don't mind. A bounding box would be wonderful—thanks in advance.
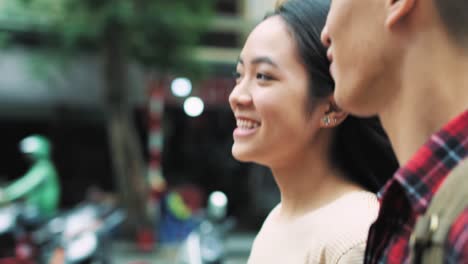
[237,56,279,68]
[251,56,279,68]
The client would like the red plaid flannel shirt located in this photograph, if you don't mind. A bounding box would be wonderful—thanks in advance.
[365,110,468,264]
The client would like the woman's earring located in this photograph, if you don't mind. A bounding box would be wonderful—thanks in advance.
[323,116,331,126]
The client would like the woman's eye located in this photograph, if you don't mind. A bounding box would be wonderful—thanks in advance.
[233,71,243,83]
[232,71,241,79]
[256,73,273,81]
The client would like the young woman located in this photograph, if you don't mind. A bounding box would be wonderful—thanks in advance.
[229,0,398,263]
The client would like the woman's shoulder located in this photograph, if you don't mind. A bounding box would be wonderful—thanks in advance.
[331,190,379,217]
[305,191,379,263]
[316,190,379,236]
[322,190,378,216]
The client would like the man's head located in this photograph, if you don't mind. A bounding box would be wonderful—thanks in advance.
[321,0,468,117]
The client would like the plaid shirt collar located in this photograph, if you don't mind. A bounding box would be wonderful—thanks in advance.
[378,110,468,215]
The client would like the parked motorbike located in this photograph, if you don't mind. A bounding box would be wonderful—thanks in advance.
[37,202,125,264]
[0,201,124,264]
[178,191,235,264]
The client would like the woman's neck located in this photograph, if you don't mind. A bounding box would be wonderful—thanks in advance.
[270,132,363,222]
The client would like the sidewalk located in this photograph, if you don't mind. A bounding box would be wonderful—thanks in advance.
[110,232,255,264]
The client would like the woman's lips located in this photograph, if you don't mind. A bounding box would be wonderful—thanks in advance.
[233,126,259,138]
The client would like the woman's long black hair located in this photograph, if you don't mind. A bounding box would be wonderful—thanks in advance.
[271,0,399,192]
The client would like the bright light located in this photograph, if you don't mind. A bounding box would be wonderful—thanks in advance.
[207,191,228,221]
[210,191,228,208]
[171,77,192,97]
[184,97,204,117]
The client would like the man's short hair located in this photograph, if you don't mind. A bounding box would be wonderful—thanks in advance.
[433,0,468,47]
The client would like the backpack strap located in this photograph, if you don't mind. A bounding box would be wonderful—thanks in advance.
[410,158,468,264]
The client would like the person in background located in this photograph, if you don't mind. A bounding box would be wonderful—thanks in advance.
[229,0,398,263]
[0,135,60,218]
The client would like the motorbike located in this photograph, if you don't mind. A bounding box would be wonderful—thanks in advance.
[37,202,126,264]
[178,191,235,264]
[0,201,125,264]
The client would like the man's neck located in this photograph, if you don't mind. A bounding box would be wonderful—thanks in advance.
[380,38,468,165]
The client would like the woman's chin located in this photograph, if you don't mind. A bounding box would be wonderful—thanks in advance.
[231,145,254,162]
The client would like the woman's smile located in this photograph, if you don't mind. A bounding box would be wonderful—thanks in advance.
[233,117,261,138]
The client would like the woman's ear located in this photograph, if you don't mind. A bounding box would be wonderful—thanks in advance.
[320,96,349,128]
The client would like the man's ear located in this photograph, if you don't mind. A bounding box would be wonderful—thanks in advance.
[386,0,416,29]
[320,96,349,128]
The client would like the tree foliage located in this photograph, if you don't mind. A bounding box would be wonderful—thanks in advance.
[3,0,213,72]
[0,0,214,235]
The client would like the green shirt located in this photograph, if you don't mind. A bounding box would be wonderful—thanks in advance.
[3,159,60,217]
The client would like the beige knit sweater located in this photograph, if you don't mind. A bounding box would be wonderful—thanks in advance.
[247,191,379,264]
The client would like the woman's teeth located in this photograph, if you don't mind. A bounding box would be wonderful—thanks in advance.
[237,119,260,129]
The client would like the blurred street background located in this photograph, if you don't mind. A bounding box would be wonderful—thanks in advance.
[0,0,281,263]
[109,233,255,263]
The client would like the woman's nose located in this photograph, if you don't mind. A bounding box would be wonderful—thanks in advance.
[229,82,252,110]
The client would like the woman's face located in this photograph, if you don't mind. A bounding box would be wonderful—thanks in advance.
[229,16,327,167]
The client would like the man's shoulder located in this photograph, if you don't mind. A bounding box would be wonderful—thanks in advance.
[410,158,468,263]
[446,208,468,262]
[441,157,468,245]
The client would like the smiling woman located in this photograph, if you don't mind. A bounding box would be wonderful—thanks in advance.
[228,0,398,263]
